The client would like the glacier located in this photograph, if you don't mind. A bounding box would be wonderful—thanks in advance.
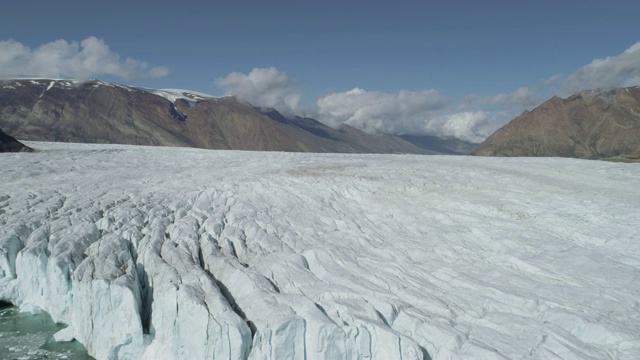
[0,142,639,360]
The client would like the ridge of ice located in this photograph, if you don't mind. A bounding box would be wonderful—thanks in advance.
[0,142,639,359]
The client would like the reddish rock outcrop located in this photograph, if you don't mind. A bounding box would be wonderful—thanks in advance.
[473,87,640,159]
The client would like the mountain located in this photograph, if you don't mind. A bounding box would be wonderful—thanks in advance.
[259,108,431,154]
[260,109,474,155]
[0,79,436,154]
[0,128,32,152]
[399,134,479,155]
[472,86,640,159]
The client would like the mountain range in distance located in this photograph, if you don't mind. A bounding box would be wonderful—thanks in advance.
[2,78,640,160]
[0,79,474,155]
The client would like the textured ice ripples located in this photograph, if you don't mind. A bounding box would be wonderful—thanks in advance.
[1,142,639,359]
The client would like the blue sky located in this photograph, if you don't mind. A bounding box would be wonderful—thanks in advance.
[2,0,640,141]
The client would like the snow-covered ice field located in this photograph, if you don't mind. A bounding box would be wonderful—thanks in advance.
[1,142,639,360]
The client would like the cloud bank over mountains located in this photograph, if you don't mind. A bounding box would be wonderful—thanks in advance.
[556,41,640,93]
[1,36,639,142]
[216,68,534,143]
[0,37,169,80]
[315,88,447,133]
[217,42,640,142]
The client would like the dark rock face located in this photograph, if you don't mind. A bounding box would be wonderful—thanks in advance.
[0,128,32,152]
[472,87,640,159]
[0,79,432,154]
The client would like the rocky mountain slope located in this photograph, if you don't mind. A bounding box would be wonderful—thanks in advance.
[0,79,447,154]
[399,134,479,155]
[473,86,640,159]
[259,108,432,154]
[0,128,32,152]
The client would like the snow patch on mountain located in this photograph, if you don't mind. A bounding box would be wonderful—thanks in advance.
[0,142,639,359]
[1,78,78,89]
[146,88,217,106]
[1,78,225,107]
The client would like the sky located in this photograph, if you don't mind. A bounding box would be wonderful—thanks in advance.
[1,0,640,142]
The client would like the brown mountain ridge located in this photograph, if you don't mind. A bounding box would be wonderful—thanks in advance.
[0,79,470,154]
[472,86,640,160]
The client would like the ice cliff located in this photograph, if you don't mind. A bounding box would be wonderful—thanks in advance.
[1,142,639,359]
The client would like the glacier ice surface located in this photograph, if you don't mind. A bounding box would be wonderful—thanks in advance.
[1,142,639,359]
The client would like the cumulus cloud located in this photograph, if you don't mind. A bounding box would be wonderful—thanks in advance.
[215,67,302,114]
[549,41,640,92]
[312,87,522,142]
[311,41,640,141]
[0,37,169,80]
[214,67,513,142]
[148,66,170,78]
[428,111,514,143]
[424,112,488,143]
[316,88,448,134]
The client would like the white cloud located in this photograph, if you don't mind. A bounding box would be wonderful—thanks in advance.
[148,66,170,78]
[423,111,513,143]
[314,87,520,143]
[316,87,448,134]
[215,67,302,114]
[214,67,509,142]
[312,41,640,142]
[549,41,640,92]
[0,39,29,66]
[211,40,638,142]
[623,76,640,87]
[0,37,169,80]
[431,112,489,143]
